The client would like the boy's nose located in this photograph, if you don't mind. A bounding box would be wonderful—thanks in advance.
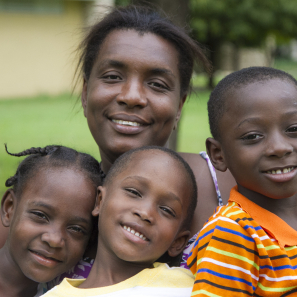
[133,203,155,224]
[41,228,65,248]
[116,79,147,108]
[265,133,294,158]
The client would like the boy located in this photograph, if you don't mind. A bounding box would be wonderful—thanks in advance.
[188,67,297,296]
[42,146,197,296]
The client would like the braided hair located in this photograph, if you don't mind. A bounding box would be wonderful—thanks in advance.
[5,144,102,197]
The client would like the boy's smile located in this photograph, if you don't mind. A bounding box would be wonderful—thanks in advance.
[94,150,192,266]
[213,78,297,201]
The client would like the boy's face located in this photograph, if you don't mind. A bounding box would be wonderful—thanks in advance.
[210,78,297,199]
[94,150,192,266]
[2,168,96,283]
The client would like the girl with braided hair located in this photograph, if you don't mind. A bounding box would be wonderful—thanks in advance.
[0,145,101,297]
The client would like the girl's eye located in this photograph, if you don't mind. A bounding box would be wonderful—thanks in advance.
[126,188,142,197]
[31,211,48,221]
[68,226,86,235]
[160,206,175,217]
[286,126,297,134]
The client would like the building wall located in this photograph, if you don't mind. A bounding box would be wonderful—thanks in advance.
[0,1,87,98]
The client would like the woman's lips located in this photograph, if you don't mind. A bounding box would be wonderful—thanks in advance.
[109,118,149,134]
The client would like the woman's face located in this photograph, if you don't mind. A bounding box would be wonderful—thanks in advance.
[82,29,185,164]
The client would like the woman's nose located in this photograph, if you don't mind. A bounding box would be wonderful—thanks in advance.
[116,79,147,108]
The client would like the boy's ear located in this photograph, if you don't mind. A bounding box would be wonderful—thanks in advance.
[167,230,190,258]
[92,186,105,217]
[1,189,17,227]
[81,77,88,118]
[206,137,228,172]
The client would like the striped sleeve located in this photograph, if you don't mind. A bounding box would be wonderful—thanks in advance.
[188,210,260,296]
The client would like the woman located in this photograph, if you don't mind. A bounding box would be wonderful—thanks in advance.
[0,5,235,268]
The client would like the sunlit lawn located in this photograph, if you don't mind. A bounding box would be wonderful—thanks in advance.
[0,91,211,196]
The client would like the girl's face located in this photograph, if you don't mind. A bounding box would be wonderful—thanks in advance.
[82,29,185,164]
[3,168,96,283]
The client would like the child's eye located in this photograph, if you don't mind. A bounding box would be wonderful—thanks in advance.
[126,188,142,197]
[31,211,48,221]
[286,126,297,134]
[160,206,176,217]
[241,133,262,142]
[68,226,86,235]
[102,74,122,81]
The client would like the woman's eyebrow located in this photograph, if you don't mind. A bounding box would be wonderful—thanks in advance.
[100,59,125,69]
[149,68,176,78]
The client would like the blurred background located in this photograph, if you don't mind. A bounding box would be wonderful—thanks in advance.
[1,0,297,196]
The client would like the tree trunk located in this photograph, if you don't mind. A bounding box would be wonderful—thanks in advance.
[133,0,189,150]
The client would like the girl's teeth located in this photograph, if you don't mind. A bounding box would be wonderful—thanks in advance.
[112,119,141,126]
[123,225,146,240]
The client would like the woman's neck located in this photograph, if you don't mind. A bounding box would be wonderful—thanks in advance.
[0,246,37,297]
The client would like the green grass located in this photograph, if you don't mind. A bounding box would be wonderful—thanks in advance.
[0,91,211,197]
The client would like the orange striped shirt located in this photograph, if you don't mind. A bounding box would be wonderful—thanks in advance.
[188,187,297,296]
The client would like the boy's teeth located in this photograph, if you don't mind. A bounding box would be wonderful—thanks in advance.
[123,225,146,240]
[267,167,294,174]
[112,119,141,126]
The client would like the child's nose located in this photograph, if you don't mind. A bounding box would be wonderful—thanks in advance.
[265,133,294,158]
[41,228,65,248]
[116,78,147,108]
[133,203,155,224]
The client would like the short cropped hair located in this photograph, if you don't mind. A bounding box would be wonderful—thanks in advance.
[104,146,197,231]
[208,67,297,140]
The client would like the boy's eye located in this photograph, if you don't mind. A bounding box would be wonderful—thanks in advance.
[126,188,142,197]
[68,226,86,235]
[160,206,176,217]
[241,133,262,141]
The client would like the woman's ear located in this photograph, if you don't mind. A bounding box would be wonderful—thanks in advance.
[167,230,190,258]
[81,77,88,118]
[92,186,105,217]
[1,189,17,227]
[206,137,228,172]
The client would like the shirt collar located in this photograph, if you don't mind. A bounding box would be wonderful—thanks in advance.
[229,186,297,249]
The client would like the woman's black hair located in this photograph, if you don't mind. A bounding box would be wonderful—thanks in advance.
[76,5,211,97]
[5,144,102,196]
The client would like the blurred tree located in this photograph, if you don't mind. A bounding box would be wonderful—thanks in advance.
[190,0,297,88]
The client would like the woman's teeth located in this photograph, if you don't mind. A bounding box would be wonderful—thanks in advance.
[112,119,141,127]
[266,167,294,174]
[123,225,147,240]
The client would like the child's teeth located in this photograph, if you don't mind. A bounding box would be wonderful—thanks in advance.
[127,227,131,231]
[267,167,294,174]
[276,169,281,174]
[135,232,140,236]
[123,225,146,240]
[139,234,143,239]
[272,170,276,174]
[284,168,288,173]
[131,229,135,234]
[123,226,127,230]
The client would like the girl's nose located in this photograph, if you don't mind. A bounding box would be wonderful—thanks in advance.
[265,133,294,158]
[41,228,65,248]
[116,79,147,108]
[133,202,155,224]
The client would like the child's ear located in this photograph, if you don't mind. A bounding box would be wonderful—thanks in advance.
[167,230,190,258]
[81,77,88,118]
[92,186,105,217]
[206,137,228,172]
[1,189,17,227]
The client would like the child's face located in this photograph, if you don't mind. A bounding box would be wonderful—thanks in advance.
[212,78,297,199]
[3,168,96,283]
[94,150,192,266]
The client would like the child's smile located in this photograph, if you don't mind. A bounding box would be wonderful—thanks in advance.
[94,150,192,266]
[217,78,297,200]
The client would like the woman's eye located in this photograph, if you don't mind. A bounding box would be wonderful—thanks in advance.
[160,206,175,217]
[149,81,168,90]
[126,188,141,197]
[103,74,122,81]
